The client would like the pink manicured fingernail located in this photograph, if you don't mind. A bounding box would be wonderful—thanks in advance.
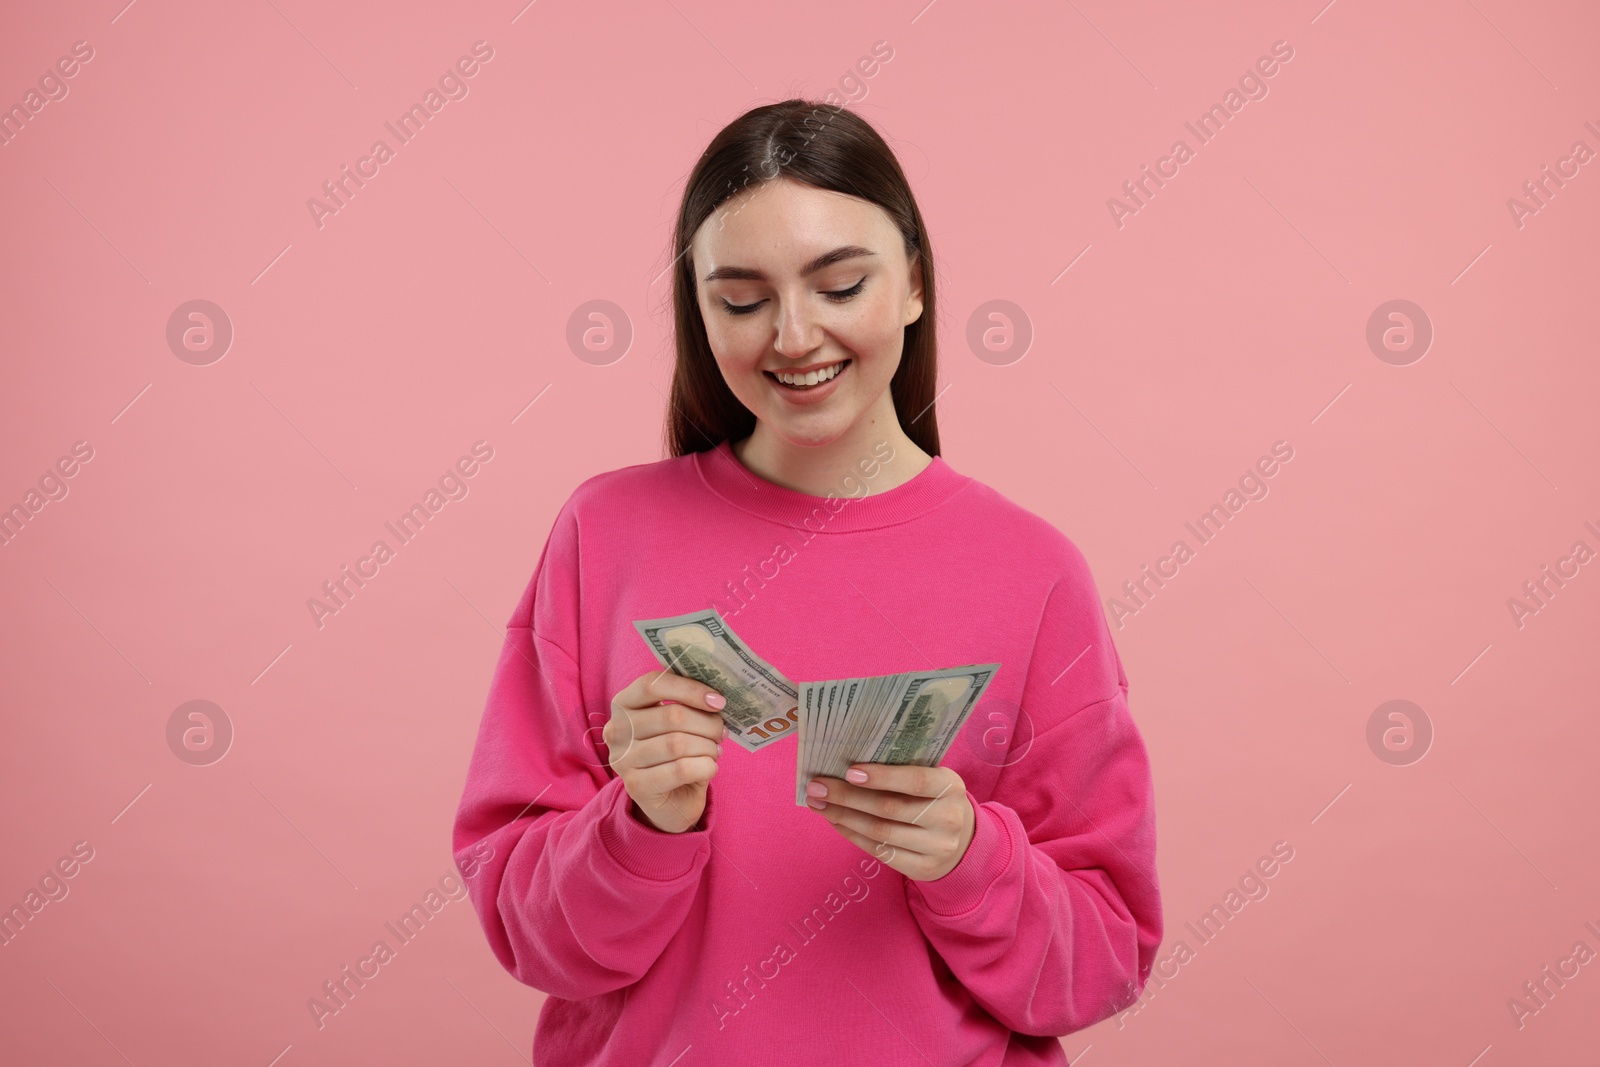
[806,781,827,797]
[806,797,827,810]
[706,692,726,709]
[845,768,868,783]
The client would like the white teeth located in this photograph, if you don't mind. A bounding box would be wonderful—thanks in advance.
[775,361,846,386]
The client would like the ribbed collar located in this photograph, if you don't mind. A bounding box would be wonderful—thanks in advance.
[694,438,972,533]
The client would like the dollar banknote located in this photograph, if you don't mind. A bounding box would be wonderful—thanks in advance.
[795,663,1000,805]
[633,609,800,753]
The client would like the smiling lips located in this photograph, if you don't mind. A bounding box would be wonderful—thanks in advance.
[766,359,851,389]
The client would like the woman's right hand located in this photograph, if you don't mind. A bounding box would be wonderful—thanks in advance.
[606,671,727,834]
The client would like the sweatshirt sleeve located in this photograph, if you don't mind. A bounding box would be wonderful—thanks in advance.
[902,546,1163,1037]
[451,492,717,1001]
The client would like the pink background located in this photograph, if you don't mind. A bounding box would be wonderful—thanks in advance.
[2,1,1596,1063]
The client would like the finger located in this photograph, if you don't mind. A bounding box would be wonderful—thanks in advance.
[621,700,727,745]
[808,792,940,854]
[628,669,729,717]
[843,763,953,799]
[624,731,723,771]
[806,775,954,828]
[826,813,932,866]
[638,754,719,794]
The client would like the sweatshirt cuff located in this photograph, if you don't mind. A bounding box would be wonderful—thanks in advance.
[594,774,714,883]
[905,792,1013,917]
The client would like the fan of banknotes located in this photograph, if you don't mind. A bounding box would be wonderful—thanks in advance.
[634,609,1000,806]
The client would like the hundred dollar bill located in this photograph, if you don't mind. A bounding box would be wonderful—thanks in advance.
[796,663,1000,804]
[863,664,1000,767]
[797,677,861,805]
[633,609,799,753]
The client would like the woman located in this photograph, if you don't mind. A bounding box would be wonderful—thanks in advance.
[452,99,1162,1066]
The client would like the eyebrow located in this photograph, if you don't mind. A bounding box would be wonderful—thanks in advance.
[701,245,877,283]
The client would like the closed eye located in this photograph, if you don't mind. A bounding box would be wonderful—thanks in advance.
[720,277,867,316]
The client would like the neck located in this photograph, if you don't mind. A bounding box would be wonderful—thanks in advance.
[732,400,932,497]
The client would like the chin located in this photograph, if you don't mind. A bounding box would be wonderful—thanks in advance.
[760,416,855,449]
[767,424,845,447]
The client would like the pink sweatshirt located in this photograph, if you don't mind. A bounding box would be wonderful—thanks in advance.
[452,439,1162,1065]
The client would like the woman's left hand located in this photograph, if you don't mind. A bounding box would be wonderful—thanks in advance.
[804,764,975,881]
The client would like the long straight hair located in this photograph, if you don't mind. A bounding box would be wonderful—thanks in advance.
[664,100,940,459]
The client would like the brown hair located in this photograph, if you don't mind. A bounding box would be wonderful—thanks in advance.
[663,99,940,459]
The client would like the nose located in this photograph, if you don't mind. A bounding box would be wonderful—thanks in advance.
[772,294,823,361]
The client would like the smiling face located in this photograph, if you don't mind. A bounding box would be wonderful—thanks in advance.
[690,177,924,450]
